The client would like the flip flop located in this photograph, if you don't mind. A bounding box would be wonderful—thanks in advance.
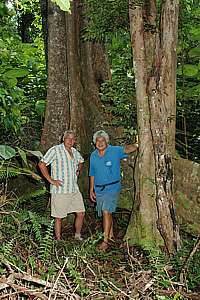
[98,240,110,251]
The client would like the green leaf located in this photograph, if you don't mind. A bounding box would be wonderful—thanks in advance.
[26,150,43,159]
[7,77,18,87]
[17,147,28,166]
[0,145,16,159]
[20,168,42,180]
[51,0,71,12]
[4,68,29,78]
[35,100,46,116]
[194,7,200,17]
[189,27,200,41]
[177,64,199,77]
[188,47,200,58]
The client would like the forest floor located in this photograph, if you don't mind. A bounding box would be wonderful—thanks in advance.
[0,187,200,299]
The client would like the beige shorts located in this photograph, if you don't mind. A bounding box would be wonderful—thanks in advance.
[51,192,85,218]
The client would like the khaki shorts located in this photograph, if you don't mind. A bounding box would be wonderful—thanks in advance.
[51,192,85,218]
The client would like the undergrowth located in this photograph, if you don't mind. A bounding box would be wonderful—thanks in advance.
[0,184,200,299]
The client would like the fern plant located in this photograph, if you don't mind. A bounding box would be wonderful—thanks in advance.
[1,239,15,259]
[0,165,21,180]
[29,211,42,242]
[39,219,54,263]
[16,187,48,211]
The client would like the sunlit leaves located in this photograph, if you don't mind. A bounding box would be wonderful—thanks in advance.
[0,0,46,142]
[84,0,129,41]
[51,0,71,12]
[188,46,200,58]
[0,145,16,159]
[176,0,200,161]
[17,147,28,166]
[189,27,200,41]
[4,68,29,78]
[177,64,199,77]
[35,100,46,116]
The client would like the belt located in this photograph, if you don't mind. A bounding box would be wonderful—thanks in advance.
[95,180,120,191]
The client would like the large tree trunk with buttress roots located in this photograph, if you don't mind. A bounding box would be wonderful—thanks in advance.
[41,0,110,154]
[125,0,180,255]
[41,1,70,150]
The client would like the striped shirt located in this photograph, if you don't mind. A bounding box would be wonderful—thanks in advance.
[41,143,84,194]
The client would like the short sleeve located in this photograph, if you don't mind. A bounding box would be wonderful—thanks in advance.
[41,146,56,166]
[76,150,84,163]
[115,146,128,159]
[89,154,95,176]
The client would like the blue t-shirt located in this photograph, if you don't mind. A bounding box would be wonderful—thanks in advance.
[89,145,128,194]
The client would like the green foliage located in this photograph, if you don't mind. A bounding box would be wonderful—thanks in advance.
[100,32,136,136]
[176,0,200,162]
[0,145,43,181]
[35,100,46,117]
[1,239,15,259]
[177,64,199,77]
[29,211,42,242]
[172,234,200,291]
[38,219,54,263]
[0,0,46,148]
[84,0,200,161]
[52,0,71,12]
[85,0,137,138]
[0,145,16,159]
[84,0,129,41]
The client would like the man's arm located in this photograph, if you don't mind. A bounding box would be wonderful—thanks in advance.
[124,143,139,154]
[38,161,62,188]
[76,162,83,176]
[89,176,96,202]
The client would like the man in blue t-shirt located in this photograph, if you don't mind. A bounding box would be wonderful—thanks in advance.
[89,130,138,251]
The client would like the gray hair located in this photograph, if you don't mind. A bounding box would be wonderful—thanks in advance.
[63,130,75,141]
[93,130,109,144]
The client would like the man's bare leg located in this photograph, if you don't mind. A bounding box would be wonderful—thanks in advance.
[99,210,112,250]
[74,212,85,239]
[55,217,62,240]
[109,219,114,240]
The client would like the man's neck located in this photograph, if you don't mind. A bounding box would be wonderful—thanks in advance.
[64,143,72,151]
[64,145,73,158]
[98,149,105,157]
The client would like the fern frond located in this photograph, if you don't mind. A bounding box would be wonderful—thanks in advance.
[39,216,52,226]
[28,211,42,242]
[39,219,54,263]
[1,239,15,258]
[0,167,21,180]
[18,188,48,203]
[16,188,49,213]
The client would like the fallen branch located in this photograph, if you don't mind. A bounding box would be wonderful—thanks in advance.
[0,278,48,300]
[158,289,200,300]
[48,257,68,300]
[14,273,53,288]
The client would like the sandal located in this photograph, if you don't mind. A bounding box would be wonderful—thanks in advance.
[98,240,110,251]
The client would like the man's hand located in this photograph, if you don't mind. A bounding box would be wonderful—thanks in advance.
[50,179,63,188]
[124,143,139,154]
[90,190,96,202]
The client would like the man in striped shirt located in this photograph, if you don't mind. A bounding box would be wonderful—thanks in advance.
[38,130,85,240]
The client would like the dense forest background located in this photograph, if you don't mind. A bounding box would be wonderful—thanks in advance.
[0,0,199,160]
[0,0,200,299]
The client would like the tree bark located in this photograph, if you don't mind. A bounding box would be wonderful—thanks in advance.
[41,0,110,154]
[125,0,180,254]
[41,0,69,150]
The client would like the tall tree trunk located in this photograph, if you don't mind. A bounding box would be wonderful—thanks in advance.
[41,0,69,150]
[41,0,110,154]
[125,0,180,254]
